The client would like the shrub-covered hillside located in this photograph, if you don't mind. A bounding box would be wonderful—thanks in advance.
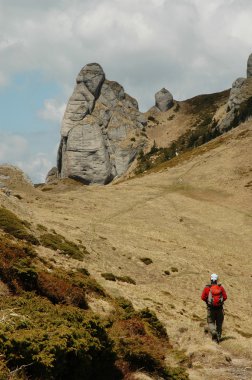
[0,206,189,380]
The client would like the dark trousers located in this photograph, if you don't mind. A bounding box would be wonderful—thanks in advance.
[207,306,224,338]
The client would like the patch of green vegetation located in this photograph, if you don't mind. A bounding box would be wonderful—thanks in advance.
[101,273,136,285]
[135,90,230,176]
[40,232,87,260]
[138,308,167,338]
[36,223,48,232]
[109,315,188,379]
[164,270,171,275]
[0,232,189,380]
[101,272,117,281]
[130,137,136,142]
[77,267,90,276]
[116,276,136,285]
[116,297,136,319]
[69,271,106,297]
[0,207,39,245]
[0,295,119,380]
[171,267,179,272]
[0,236,37,292]
[140,257,153,265]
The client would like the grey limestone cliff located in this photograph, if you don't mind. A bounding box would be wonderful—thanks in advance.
[217,53,252,133]
[54,63,147,185]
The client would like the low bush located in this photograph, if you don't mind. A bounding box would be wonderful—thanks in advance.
[101,272,117,281]
[116,297,136,319]
[0,237,37,292]
[140,257,153,265]
[37,271,88,309]
[0,295,120,380]
[68,271,106,297]
[171,267,179,272]
[0,207,39,245]
[138,308,168,338]
[109,317,179,379]
[101,273,136,285]
[40,232,87,260]
[116,276,136,285]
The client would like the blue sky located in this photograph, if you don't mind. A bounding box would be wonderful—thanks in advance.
[0,0,252,182]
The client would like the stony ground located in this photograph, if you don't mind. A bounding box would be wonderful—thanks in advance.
[1,120,252,379]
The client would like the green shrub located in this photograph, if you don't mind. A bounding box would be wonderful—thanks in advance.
[101,273,117,281]
[116,297,136,319]
[0,237,37,292]
[140,257,153,265]
[0,207,39,245]
[36,224,48,232]
[164,270,171,275]
[37,271,88,309]
[40,233,86,260]
[0,295,119,380]
[171,267,178,272]
[138,308,168,338]
[77,267,90,276]
[69,271,106,297]
[110,318,172,378]
[101,273,136,285]
[116,276,136,285]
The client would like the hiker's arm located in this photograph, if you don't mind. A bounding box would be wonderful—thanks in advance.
[201,287,209,302]
[221,286,227,301]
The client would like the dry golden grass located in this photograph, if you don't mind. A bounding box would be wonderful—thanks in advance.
[0,120,252,379]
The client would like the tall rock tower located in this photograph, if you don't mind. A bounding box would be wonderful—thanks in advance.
[55,63,147,185]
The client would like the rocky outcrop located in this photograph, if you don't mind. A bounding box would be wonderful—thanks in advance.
[45,167,58,184]
[247,53,252,78]
[55,63,147,185]
[217,77,252,133]
[155,88,174,112]
[217,53,252,133]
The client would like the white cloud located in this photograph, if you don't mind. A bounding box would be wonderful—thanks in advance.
[0,133,54,183]
[0,134,28,161]
[0,0,251,108]
[17,153,53,184]
[38,99,66,123]
[1,0,252,181]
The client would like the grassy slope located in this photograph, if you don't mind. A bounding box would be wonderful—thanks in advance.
[16,120,252,380]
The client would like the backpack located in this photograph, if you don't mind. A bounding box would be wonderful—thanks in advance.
[207,284,224,307]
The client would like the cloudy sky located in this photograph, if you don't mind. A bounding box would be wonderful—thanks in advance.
[0,0,251,183]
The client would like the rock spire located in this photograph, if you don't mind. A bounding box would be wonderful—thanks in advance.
[53,63,147,185]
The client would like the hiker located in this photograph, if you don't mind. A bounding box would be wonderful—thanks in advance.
[201,273,227,342]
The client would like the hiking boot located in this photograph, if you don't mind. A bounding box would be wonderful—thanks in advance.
[212,332,218,342]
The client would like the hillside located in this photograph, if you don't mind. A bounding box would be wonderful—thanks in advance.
[1,119,251,379]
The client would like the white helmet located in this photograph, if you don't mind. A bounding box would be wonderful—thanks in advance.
[210,273,218,282]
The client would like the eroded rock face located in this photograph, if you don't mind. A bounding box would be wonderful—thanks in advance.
[155,88,173,112]
[46,167,58,184]
[217,76,252,133]
[247,53,252,78]
[56,63,147,184]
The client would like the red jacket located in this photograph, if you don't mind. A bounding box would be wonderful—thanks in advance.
[201,284,227,304]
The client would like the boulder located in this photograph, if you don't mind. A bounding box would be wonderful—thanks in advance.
[155,88,174,112]
[46,167,59,184]
[247,53,252,78]
[57,64,147,185]
[217,77,252,133]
